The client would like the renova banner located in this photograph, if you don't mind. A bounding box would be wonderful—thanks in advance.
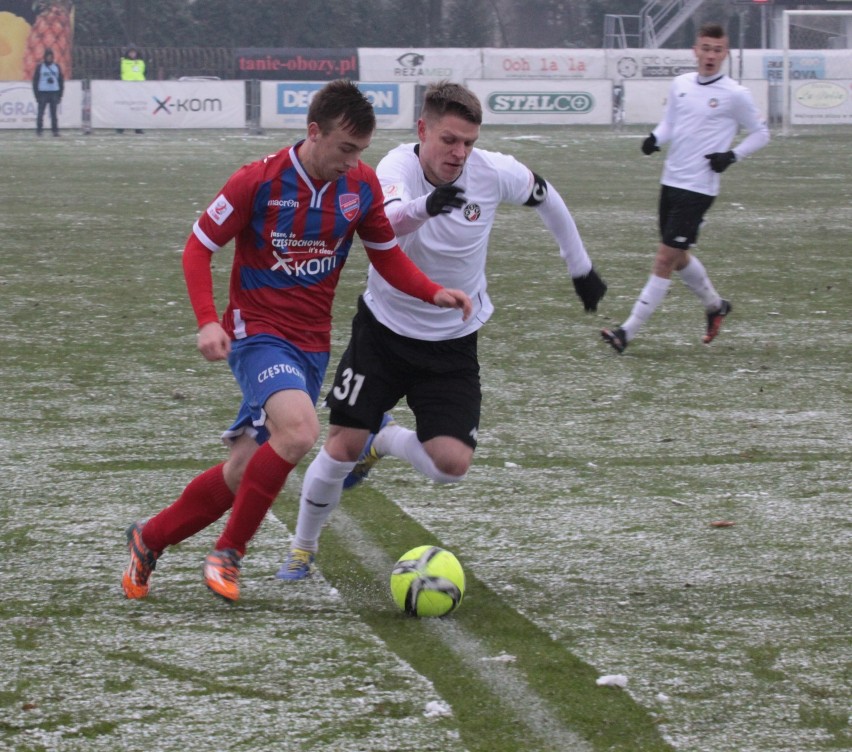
[0,79,82,129]
[357,48,482,84]
[481,48,606,79]
[260,81,415,129]
[466,79,612,125]
[90,80,245,129]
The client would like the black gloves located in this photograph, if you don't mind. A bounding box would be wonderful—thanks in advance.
[705,151,737,173]
[572,268,607,312]
[425,184,466,216]
[641,133,660,155]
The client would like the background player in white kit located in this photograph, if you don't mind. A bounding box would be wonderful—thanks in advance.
[277,80,607,579]
[601,22,770,354]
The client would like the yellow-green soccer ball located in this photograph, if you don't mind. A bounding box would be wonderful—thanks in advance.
[390,546,465,617]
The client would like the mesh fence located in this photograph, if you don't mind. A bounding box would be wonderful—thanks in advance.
[73,47,236,80]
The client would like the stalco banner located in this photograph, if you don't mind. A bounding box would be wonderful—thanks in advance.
[466,79,613,125]
[234,48,358,81]
[0,0,75,80]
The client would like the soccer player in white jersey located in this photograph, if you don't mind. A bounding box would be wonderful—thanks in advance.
[601,22,770,353]
[277,80,607,580]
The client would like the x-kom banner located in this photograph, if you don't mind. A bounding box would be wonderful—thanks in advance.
[90,81,246,129]
[260,81,415,129]
[466,79,612,125]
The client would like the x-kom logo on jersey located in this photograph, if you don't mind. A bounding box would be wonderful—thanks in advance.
[152,96,172,115]
[271,250,295,272]
[270,249,338,276]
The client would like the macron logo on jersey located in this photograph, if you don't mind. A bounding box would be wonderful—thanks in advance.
[207,194,234,226]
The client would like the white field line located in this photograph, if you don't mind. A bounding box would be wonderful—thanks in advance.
[266,503,594,752]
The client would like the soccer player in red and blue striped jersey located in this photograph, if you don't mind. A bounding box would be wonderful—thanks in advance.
[122,80,471,602]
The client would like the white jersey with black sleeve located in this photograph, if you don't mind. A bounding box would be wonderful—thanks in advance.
[365,143,591,341]
[653,72,769,197]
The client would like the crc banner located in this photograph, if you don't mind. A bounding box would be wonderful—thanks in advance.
[260,81,415,129]
[357,48,482,84]
[90,80,245,129]
[481,48,606,79]
[622,79,770,125]
[606,49,698,80]
[465,79,612,125]
[0,79,82,128]
[234,48,357,80]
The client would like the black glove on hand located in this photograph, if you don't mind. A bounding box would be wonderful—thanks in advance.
[641,133,660,155]
[705,151,736,173]
[425,184,466,216]
[572,268,607,312]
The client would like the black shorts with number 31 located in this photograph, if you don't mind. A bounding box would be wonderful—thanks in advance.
[326,296,481,448]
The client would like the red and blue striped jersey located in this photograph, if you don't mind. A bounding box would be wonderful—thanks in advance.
[192,141,397,351]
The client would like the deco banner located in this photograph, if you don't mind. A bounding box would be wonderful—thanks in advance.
[261,81,415,129]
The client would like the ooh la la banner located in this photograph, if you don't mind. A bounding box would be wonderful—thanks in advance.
[0,1,75,81]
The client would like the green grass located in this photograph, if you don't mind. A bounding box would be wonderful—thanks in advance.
[1,125,850,751]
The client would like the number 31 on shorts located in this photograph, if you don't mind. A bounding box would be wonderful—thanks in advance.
[332,368,365,406]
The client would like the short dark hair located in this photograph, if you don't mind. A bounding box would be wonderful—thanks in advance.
[307,79,375,137]
[697,23,726,40]
[421,81,482,126]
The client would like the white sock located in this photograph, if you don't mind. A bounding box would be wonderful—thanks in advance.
[678,256,722,311]
[292,447,355,552]
[375,423,465,484]
[622,275,671,340]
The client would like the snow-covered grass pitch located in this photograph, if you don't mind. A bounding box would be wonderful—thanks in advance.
[1,125,849,752]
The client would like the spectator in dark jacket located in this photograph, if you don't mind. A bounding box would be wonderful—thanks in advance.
[32,47,64,136]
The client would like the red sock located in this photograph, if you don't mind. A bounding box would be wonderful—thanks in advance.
[216,442,294,555]
[143,463,234,551]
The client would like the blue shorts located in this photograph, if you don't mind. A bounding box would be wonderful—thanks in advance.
[222,334,329,446]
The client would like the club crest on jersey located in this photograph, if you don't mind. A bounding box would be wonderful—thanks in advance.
[708,98,719,108]
[339,193,360,221]
[207,194,234,225]
[464,203,481,222]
